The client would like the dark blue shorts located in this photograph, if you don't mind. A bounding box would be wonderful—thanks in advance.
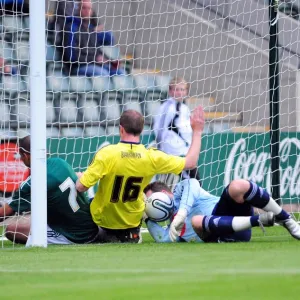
[208,186,254,242]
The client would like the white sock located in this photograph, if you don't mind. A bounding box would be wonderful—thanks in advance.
[262,197,282,215]
[232,217,252,232]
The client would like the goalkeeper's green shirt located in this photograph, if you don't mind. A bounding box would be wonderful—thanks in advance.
[9,158,98,244]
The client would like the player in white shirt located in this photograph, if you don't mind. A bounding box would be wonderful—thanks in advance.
[143,179,300,242]
[153,77,201,182]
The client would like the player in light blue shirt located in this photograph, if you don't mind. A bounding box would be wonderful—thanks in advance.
[144,179,218,242]
[144,178,300,243]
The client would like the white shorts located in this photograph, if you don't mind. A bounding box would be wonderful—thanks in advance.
[26,225,73,246]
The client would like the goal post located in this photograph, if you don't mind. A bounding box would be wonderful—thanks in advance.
[29,0,47,247]
[269,0,281,205]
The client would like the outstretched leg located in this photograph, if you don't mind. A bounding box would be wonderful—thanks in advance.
[229,179,300,240]
[192,212,274,242]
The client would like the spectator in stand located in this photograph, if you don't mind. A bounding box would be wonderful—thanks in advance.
[153,77,202,185]
[62,0,122,76]
[0,0,29,15]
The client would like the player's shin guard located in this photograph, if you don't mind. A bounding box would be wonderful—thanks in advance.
[203,216,235,236]
[243,181,270,208]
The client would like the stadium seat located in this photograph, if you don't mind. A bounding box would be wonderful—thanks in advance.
[1,75,24,96]
[112,74,136,92]
[17,99,30,122]
[1,16,23,33]
[81,98,100,122]
[14,41,30,62]
[123,101,142,114]
[46,44,60,62]
[46,127,60,138]
[0,128,16,138]
[100,46,121,61]
[210,123,231,133]
[0,100,10,123]
[146,100,161,116]
[60,98,78,123]
[155,74,171,93]
[85,126,106,137]
[106,125,119,136]
[69,76,92,93]
[46,100,56,123]
[23,17,30,30]
[90,76,112,93]
[104,100,121,121]
[61,127,84,137]
[47,72,70,92]
[133,73,156,93]
[0,40,14,61]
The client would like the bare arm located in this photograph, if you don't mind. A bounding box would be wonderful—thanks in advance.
[75,172,89,192]
[0,203,15,222]
[184,105,205,170]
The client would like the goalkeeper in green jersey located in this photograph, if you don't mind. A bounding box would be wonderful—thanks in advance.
[0,135,99,245]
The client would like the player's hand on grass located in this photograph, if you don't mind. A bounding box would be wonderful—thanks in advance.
[169,208,187,242]
[190,105,205,133]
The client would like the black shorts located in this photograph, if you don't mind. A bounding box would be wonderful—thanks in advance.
[97,226,141,244]
[205,186,254,243]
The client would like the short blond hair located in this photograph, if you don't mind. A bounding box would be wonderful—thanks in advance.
[169,77,190,92]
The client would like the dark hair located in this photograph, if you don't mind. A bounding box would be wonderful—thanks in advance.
[19,135,31,154]
[120,110,144,136]
[144,181,172,194]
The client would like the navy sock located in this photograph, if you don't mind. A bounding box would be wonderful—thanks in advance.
[203,216,234,235]
[244,181,270,208]
[275,210,290,221]
[250,215,259,226]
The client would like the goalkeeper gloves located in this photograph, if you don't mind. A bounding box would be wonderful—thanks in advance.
[169,208,187,242]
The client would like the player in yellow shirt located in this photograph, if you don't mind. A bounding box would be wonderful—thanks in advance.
[76,106,205,243]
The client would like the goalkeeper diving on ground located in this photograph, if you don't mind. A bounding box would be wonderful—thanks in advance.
[143,178,300,243]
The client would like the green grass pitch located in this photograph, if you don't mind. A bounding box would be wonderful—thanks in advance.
[0,227,299,300]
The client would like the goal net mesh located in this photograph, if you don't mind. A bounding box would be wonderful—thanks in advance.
[0,0,299,246]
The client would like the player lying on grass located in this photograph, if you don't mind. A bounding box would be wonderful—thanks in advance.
[144,179,300,242]
[0,135,99,245]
